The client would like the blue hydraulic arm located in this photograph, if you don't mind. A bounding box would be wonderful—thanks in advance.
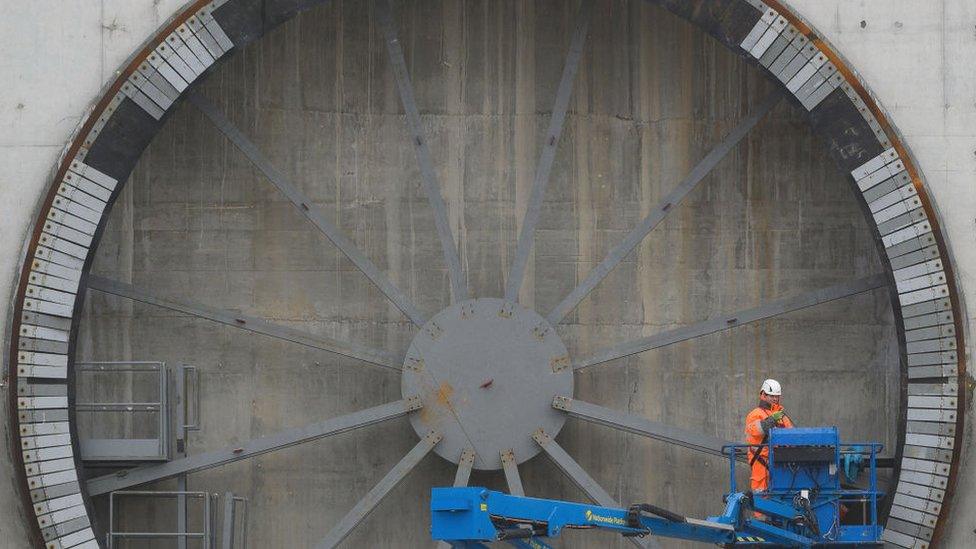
[431,488,812,547]
[432,429,884,547]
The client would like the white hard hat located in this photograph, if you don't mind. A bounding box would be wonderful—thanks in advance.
[761,379,782,396]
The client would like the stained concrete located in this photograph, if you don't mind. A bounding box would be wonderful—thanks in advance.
[73,1,896,547]
[0,0,976,547]
[786,3,976,545]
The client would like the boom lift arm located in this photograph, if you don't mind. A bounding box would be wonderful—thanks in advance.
[431,487,840,547]
[431,428,884,548]
[432,488,820,547]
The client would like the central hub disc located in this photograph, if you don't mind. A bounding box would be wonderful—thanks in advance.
[402,298,573,470]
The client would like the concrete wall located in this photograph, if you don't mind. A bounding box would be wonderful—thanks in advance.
[76,2,897,546]
[0,3,190,544]
[0,0,973,547]
[776,3,976,545]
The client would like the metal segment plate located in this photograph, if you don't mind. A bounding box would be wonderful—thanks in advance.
[402,298,572,470]
[49,527,96,549]
[2,1,965,547]
[41,515,91,544]
[885,518,932,543]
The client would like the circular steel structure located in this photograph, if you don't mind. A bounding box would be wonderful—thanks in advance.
[403,298,572,470]
[4,1,966,548]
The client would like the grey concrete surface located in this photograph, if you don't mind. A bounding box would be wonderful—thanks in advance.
[78,1,895,547]
[0,3,189,546]
[787,4,976,545]
[0,1,973,548]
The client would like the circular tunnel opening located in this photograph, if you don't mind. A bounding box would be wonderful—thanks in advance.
[11,1,936,548]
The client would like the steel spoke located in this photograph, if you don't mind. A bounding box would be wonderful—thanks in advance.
[546,90,783,325]
[505,0,595,302]
[453,447,476,487]
[501,448,525,496]
[86,398,422,496]
[532,429,655,549]
[188,92,427,326]
[575,274,887,371]
[553,397,730,458]
[376,0,468,302]
[434,448,476,549]
[317,431,443,548]
[86,275,402,371]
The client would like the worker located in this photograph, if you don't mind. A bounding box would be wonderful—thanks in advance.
[744,379,794,492]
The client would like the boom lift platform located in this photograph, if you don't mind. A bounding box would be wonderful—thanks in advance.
[431,427,884,547]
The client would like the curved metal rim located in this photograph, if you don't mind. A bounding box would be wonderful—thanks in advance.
[3,0,964,547]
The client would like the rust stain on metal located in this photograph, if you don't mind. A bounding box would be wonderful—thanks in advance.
[418,404,431,423]
[550,355,570,373]
[404,356,424,372]
[419,381,458,424]
[437,381,455,407]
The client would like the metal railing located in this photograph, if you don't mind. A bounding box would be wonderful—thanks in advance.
[76,361,169,462]
[222,491,249,549]
[722,442,884,530]
[175,363,201,454]
[108,490,216,548]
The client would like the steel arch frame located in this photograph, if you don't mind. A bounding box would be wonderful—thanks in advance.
[3,0,965,548]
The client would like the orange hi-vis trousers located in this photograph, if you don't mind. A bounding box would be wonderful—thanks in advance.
[744,404,794,492]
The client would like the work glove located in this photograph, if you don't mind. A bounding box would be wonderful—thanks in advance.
[760,411,786,433]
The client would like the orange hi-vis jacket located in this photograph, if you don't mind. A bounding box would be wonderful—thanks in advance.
[744,403,794,492]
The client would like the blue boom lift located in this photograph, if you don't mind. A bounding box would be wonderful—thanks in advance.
[431,427,884,547]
